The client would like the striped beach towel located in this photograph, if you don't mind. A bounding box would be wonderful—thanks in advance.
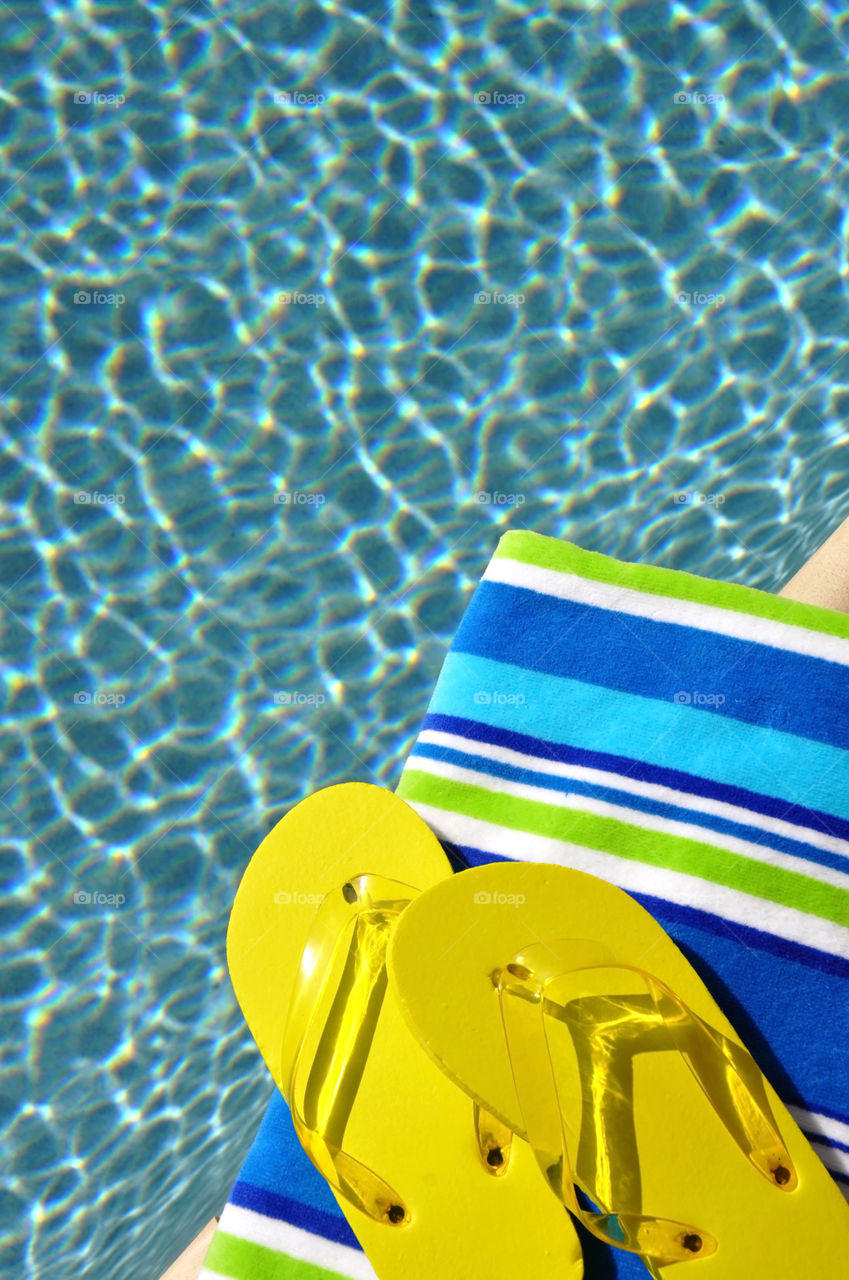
[203,531,849,1279]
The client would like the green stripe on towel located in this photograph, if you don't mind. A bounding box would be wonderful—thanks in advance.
[203,1230,351,1280]
[397,770,849,927]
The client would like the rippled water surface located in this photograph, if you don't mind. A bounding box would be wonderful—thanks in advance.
[2,2,849,1277]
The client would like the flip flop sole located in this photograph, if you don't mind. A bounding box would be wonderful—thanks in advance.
[388,861,849,1278]
[227,785,584,1280]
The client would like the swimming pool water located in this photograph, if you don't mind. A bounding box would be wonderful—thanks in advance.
[2,2,849,1276]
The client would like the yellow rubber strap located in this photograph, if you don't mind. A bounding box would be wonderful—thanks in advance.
[495,940,795,1265]
[281,873,419,1226]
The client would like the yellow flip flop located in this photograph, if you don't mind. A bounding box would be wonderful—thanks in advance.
[226,784,584,1280]
[388,861,849,1278]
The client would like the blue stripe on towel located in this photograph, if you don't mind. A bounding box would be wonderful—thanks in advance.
[229,1181,361,1248]
[410,741,849,879]
[460,580,849,748]
[237,1089,354,1232]
[423,715,849,844]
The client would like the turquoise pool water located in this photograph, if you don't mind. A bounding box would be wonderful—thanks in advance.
[2,3,849,1276]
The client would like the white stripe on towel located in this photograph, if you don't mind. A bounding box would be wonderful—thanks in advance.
[417,729,849,862]
[216,1204,377,1279]
[789,1106,849,1153]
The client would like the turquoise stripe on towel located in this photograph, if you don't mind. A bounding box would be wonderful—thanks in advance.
[429,651,849,820]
